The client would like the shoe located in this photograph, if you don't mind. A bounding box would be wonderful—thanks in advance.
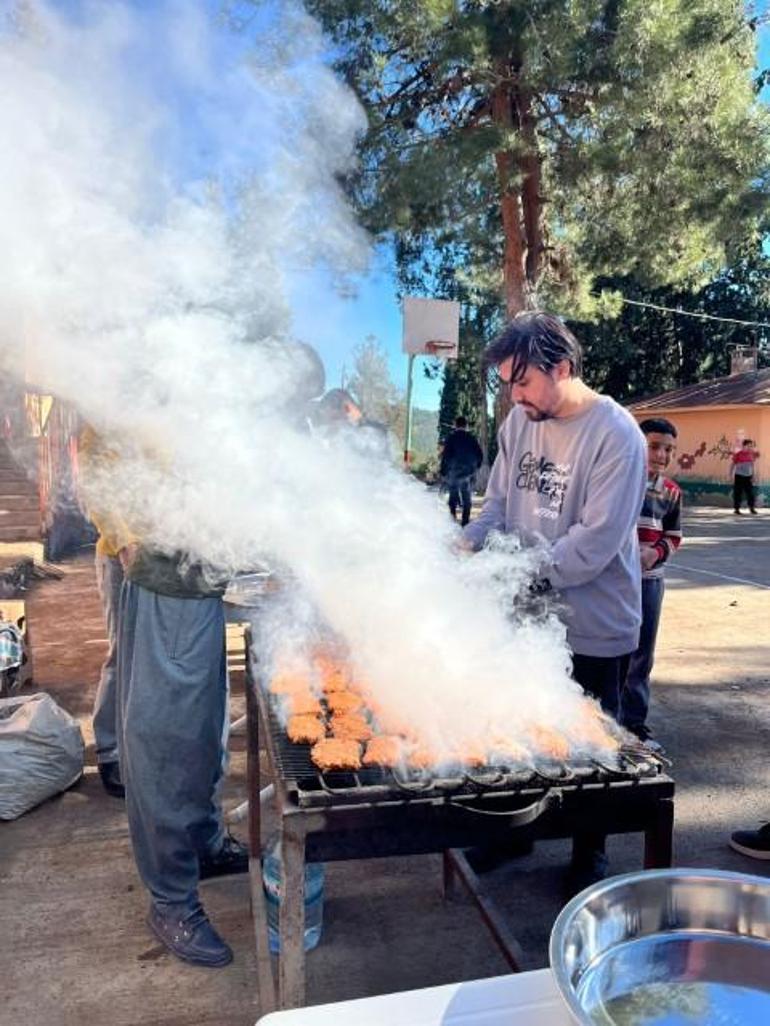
[199,834,249,880]
[98,761,125,799]
[734,510,743,515]
[729,823,770,860]
[564,850,609,898]
[147,903,233,967]
[750,510,758,515]
[464,835,535,874]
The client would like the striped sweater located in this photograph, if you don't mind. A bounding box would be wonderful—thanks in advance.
[638,474,682,580]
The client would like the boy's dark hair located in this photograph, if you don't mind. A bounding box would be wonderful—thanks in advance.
[483,311,582,382]
[455,416,467,429]
[742,438,754,446]
[639,417,678,438]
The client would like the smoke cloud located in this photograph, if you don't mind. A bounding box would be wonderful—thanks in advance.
[0,1,618,764]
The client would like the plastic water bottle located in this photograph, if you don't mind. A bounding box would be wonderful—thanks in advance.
[262,835,325,954]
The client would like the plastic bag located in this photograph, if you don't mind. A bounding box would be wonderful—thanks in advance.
[0,692,84,819]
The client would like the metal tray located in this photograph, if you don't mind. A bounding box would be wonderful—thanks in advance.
[549,868,770,1025]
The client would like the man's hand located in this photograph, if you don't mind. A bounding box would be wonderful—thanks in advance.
[451,535,475,556]
[639,544,659,572]
[118,543,139,572]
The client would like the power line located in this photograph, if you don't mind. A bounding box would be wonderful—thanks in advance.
[619,297,770,330]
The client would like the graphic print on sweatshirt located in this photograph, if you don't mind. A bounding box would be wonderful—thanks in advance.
[515,450,572,519]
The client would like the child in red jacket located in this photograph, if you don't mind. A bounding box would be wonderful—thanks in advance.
[732,438,760,515]
[621,418,682,750]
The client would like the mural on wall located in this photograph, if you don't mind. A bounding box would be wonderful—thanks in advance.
[677,436,734,471]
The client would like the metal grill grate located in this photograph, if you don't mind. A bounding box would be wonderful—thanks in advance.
[260,688,667,809]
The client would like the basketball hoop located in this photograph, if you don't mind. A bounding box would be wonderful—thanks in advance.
[401,297,459,358]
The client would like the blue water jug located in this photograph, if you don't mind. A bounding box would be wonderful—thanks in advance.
[262,835,325,954]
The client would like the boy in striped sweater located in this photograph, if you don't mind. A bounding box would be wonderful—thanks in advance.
[621,418,682,750]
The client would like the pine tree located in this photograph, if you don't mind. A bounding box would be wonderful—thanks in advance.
[300,0,769,319]
[571,234,770,400]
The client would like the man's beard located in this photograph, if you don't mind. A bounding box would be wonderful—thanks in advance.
[520,403,553,422]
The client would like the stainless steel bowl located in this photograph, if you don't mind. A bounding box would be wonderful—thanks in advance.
[549,868,770,1026]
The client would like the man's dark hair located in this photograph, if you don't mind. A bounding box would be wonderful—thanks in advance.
[639,417,678,438]
[483,311,582,382]
[742,438,754,447]
[455,416,467,429]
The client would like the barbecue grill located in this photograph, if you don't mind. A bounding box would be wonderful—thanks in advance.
[244,636,675,1012]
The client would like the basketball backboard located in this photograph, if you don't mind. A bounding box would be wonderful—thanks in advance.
[401,297,460,358]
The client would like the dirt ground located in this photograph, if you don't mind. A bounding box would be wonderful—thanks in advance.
[1,507,768,1026]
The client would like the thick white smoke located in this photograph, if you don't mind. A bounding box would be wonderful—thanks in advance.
[0,1,617,763]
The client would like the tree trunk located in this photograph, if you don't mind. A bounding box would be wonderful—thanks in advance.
[491,64,544,423]
[492,80,529,317]
[518,86,543,288]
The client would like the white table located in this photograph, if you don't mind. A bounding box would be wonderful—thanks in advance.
[257,968,573,1025]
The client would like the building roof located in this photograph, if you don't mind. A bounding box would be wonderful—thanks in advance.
[629,367,770,412]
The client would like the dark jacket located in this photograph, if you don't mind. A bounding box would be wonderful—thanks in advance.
[440,428,483,479]
[127,549,227,599]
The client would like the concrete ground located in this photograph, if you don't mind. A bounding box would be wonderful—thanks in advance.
[1,508,768,1026]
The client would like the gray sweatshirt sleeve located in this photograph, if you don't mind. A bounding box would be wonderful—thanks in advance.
[462,421,510,550]
[545,428,647,590]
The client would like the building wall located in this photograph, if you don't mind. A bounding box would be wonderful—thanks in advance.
[631,407,768,507]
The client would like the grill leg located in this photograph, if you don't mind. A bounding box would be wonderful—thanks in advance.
[278,819,307,1009]
[644,797,675,869]
[246,639,277,1014]
[444,849,524,972]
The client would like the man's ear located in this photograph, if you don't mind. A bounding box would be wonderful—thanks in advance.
[554,359,572,381]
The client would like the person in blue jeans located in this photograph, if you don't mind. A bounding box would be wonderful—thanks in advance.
[440,416,483,526]
[79,424,126,798]
[621,418,682,751]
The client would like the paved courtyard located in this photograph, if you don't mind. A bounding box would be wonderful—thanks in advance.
[1,508,768,1026]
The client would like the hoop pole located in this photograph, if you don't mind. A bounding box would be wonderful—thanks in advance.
[403,352,416,465]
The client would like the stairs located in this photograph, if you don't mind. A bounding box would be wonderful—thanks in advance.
[0,440,41,544]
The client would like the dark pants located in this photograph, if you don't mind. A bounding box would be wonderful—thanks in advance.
[621,577,664,732]
[571,652,632,862]
[733,475,756,513]
[572,652,631,724]
[447,474,473,526]
[117,580,227,911]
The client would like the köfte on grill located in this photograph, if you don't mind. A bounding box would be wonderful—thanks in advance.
[262,640,668,810]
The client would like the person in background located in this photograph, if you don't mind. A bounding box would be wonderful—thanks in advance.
[117,542,248,968]
[440,416,483,526]
[78,424,126,799]
[117,340,327,969]
[620,418,682,752]
[313,387,395,461]
[462,311,647,891]
[732,438,760,515]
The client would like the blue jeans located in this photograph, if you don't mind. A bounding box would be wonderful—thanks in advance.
[92,552,124,765]
[446,474,473,526]
[117,580,227,910]
[621,576,664,731]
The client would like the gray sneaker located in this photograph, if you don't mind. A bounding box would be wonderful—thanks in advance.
[147,903,233,967]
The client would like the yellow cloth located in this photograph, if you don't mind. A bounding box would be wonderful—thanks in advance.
[79,425,138,557]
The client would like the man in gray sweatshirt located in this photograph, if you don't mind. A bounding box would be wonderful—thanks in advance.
[463,311,647,888]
